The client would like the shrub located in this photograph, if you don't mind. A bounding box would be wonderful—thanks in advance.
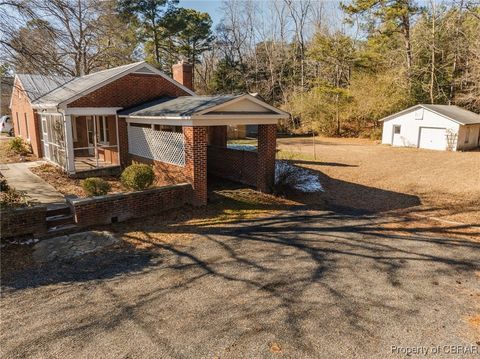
[0,176,9,192]
[8,137,29,156]
[0,187,33,208]
[82,177,111,197]
[121,164,154,191]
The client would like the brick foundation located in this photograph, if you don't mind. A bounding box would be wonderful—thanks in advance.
[68,184,192,227]
[0,205,47,239]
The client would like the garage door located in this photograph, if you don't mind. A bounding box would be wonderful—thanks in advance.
[419,127,447,150]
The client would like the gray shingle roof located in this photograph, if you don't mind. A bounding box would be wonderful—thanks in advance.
[381,104,480,125]
[118,95,242,117]
[16,74,72,101]
[33,62,144,106]
[421,104,480,125]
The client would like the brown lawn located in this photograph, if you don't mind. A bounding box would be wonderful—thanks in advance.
[0,136,36,164]
[277,136,480,226]
[30,163,123,197]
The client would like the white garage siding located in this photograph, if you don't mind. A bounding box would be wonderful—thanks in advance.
[381,109,460,151]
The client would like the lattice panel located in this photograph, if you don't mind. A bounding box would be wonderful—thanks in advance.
[128,126,185,166]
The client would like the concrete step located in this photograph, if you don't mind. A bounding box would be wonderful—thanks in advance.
[46,224,79,237]
[46,214,75,229]
[46,205,71,217]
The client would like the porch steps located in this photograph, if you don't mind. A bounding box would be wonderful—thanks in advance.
[46,205,71,217]
[46,205,77,232]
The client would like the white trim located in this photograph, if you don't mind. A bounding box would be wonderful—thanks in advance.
[192,114,288,120]
[124,115,281,126]
[64,114,75,173]
[194,94,290,117]
[65,107,122,115]
[115,115,121,165]
[54,62,195,107]
[193,118,279,126]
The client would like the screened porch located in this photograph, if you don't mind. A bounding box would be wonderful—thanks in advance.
[71,115,120,172]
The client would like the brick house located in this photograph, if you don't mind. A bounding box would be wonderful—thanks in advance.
[9,61,289,205]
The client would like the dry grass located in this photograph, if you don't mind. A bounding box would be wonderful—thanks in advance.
[30,163,124,197]
[0,137,36,164]
[277,136,480,226]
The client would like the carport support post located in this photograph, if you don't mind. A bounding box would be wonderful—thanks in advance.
[184,126,208,206]
[257,124,277,193]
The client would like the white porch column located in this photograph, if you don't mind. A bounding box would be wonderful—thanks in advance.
[64,114,75,173]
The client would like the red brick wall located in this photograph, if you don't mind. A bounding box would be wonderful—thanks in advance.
[207,146,258,187]
[0,205,47,239]
[68,73,191,108]
[9,78,42,157]
[257,124,277,193]
[120,124,208,206]
[208,126,227,147]
[184,126,208,205]
[68,184,192,227]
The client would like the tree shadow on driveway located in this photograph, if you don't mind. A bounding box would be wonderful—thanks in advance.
[1,196,480,357]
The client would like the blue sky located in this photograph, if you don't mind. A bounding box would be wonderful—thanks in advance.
[179,0,224,26]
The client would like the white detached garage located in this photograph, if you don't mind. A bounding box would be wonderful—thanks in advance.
[380,104,480,151]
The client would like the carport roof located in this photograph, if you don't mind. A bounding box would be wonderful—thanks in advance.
[118,95,242,117]
[380,104,480,125]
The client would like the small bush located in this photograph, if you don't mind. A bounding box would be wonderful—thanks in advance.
[0,187,33,208]
[82,177,111,197]
[8,137,29,156]
[0,177,9,192]
[121,164,154,191]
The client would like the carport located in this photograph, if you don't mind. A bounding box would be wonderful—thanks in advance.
[118,94,289,205]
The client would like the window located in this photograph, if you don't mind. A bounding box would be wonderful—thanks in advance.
[393,125,401,134]
[24,113,29,139]
[16,112,20,136]
[96,116,109,144]
[464,127,470,144]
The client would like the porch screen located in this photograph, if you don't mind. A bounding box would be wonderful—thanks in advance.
[128,124,185,166]
[40,114,67,168]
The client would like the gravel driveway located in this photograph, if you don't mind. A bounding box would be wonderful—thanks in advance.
[1,210,479,358]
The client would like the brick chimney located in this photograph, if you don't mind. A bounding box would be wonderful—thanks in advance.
[172,60,193,91]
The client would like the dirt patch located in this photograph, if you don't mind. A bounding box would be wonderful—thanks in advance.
[0,138,36,164]
[30,163,123,197]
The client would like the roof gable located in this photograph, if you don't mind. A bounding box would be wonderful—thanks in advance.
[118,94,289,119]
[32,62,195,108]
[380,104,480,125]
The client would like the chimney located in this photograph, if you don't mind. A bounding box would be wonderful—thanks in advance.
[172,60,193,91]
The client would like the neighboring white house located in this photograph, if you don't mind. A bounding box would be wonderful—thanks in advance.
[380,104,480,151]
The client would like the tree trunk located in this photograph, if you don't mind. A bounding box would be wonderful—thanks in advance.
[429,0,436,104]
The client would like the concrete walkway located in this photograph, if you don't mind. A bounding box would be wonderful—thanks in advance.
[0,161,65,207]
